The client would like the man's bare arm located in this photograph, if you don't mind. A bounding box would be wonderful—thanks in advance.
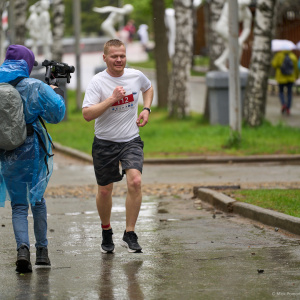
[142,86,153,109]
[82,86,126,122]
[136,86,154,127]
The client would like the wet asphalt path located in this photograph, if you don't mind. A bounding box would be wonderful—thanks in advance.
[1,154,300,299]
[5,44,297,298]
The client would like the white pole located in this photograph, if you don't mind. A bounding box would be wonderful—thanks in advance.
[73,0,81,110]
[228,0,241,135]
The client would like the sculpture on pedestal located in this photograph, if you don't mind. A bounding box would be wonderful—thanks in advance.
[214,0,252,72]
[26,4,39,56]
[93,4,134,39]
[26,0,53,59]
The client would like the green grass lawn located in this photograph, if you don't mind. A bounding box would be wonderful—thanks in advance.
[46,91,300,218]
[229,189,300,218]
[46,90,300,157]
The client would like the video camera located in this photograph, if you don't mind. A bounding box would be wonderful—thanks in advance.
[42,60,75,86]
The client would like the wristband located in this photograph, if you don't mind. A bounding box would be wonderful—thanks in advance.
[143,107,151,114]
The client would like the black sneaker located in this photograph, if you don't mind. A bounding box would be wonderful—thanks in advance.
[16,245,32,273]
[121,230,142,253]
[35,247,51,266]
[101,229,115,253]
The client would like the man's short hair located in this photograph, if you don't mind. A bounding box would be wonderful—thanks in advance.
[103,39,126,55]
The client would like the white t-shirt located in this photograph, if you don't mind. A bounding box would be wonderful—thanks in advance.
[82,68,151,142]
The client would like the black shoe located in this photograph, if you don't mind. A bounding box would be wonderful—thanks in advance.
[35,247,51,266]
[101,229,115,253]
[16,245,32,273]
[121,230,142,253]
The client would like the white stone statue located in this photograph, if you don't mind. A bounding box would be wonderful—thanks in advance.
[164,0,203,58]
[93,4,134,39]
[214,0,252,72]
[164,8,176,58]
[137,24,149,51]
[26,4,39,56]
[39,0,53,59]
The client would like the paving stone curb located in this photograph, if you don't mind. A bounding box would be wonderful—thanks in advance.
[54,143,93,163]
[193,187,300,236]
[54,143,300,165]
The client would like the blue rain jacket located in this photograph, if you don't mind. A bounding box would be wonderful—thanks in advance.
[0,59,65,207]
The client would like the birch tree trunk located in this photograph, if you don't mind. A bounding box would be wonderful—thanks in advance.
[208,0,226,70]
[52,0,65,62]
[243,0,277,126]
[152,0,169,108]
[168,0,193,118]
[14,0,27,45]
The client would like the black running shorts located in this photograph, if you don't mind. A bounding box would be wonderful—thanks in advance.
[92,136,144,186]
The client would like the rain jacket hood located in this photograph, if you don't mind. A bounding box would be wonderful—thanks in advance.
[0,59,29,83]
[5,44,37,74]
[0,55,65,207]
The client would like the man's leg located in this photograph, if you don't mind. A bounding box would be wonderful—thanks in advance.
[10,199,32,273]
[125,169,142,232]
[286,82,294,113]
[11,201,30,250]
[32,197,51,265]
[121,169,143,253]
[97,183,115,253]
[96,183,113,228]
[278,83,286,113]
[32,197,48,248]
[4,180,30,250]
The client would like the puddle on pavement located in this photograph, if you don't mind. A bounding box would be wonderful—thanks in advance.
[65,212,81,216]
[84,211,97,215]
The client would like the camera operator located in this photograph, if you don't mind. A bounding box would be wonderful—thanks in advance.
[0,45,65,273]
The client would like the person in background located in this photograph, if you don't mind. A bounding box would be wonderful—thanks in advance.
[82,39,153,254]
[124,19,136,43]
[0,45,65,273]
[272,50,299,115]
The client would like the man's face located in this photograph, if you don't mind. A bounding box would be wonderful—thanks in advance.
[103,45,126,77]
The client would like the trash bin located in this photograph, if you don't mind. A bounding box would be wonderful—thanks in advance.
[206,71,248,125]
